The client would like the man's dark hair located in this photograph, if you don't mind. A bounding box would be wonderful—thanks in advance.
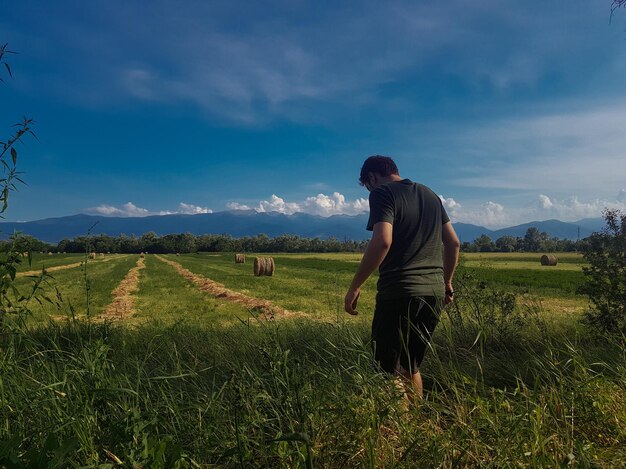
[359,155,399,186]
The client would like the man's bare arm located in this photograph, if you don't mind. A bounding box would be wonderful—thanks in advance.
[344,222,392,314]
[442,221,460,303]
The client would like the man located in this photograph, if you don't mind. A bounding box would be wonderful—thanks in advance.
[344,155,460,400]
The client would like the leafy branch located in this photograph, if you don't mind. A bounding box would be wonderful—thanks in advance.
[0,43,41,330]
[0,43,35,216]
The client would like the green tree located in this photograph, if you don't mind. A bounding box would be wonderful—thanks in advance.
[578,209,626,334]
[523,227,544,252]
[495,235,517,252]
[474,234,495,252]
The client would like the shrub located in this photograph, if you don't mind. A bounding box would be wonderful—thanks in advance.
[578,209,626,334]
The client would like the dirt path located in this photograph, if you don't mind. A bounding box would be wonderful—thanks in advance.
[18,255,122,277]
[99,256,146,321]
[155,255,304,319]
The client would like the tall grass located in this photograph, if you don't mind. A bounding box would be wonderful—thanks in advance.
[1,295,624,467]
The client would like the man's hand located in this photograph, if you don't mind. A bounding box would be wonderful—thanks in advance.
[444,282,454,305]
[344,288,361,315]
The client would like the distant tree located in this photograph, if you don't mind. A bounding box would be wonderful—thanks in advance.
[8,234,51,253]
[495,235,517,252]
[461,241,476,252]
[523,228,543,251]
[474,234,495,252]
[578,209,626,334]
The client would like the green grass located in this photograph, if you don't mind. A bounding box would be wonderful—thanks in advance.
[2,250,620,466]
[134,255,253,325]
[1,314,624,467]
[166,252,586,317]
[458,265,585,296]
[8,252,89,273]
[164,253,379,318]
[14,254,139,322]
[462,252,586,265]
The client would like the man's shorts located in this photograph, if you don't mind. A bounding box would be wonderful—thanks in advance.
[371,296,441,374]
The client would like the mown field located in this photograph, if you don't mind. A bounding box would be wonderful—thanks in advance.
[2,251,624,467]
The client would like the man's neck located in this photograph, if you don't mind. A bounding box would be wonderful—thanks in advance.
[379,174,403,184]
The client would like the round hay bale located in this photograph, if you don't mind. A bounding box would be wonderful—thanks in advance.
[540,254,558,266]
[235,253,246,264]
[99,253,105,257]
[89,252,96,260]
[140,252,145,258]
[253,256,275,276]
[48,252,53,256]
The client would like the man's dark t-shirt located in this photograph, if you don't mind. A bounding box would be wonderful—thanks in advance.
[366,179,450,299]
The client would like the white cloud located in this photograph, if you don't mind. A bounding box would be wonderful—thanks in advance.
[86,201,212,217]
[257,195,301,215]
[441,192,626,229]
[537,194,553,210]
[228,192,369,217]
[227,202,251,211]
[89,202,151,217]
[440,196,461,210]
[176,202,212,214]
[302,192,369,216]
[526,194,626,221]
[617,189,626,203]
[450,201,510,228]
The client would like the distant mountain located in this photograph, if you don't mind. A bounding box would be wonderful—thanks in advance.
[491,219,598,240]
[0,212,372,243]
[452,223,494,243]
[574,218,607,233]
[0,212,604,244]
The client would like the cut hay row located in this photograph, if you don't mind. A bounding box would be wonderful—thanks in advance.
[17,255,122,277]
[99,256,146,321]
[155,255,303,319]
[17,262,85,277]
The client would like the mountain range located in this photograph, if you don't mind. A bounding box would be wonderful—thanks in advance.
[0,211,606,244]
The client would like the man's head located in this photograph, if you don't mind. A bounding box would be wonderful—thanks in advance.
[359,155,400,190]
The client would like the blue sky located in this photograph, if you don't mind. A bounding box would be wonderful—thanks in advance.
[2,0,626,228]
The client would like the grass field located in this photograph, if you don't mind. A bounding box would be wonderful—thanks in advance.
[1,251,624,467]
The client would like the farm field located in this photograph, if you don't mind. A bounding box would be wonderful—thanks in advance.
[2,251,624,467]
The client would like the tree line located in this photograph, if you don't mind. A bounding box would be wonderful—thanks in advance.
[1,227,587,254]
[461,227,584,253]
[1,232,370,254]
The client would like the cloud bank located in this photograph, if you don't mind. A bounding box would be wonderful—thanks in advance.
[87,202,212,217]
[441,191,626,228]
[228,192,369,217]
[83,190,626,228]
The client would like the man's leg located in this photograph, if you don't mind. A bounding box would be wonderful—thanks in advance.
[395,362,423,401]
[396,297,441,402]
